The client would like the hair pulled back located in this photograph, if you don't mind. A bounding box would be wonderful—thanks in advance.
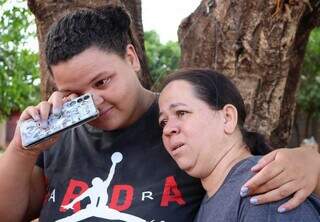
[161,68,272,155]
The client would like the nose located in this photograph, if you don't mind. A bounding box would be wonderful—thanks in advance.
[163,120,180,136]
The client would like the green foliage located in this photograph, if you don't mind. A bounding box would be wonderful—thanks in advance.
[297,28,320,118]
[144,31,180,88]
[0,1,40,121]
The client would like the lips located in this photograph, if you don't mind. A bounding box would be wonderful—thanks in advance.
[171,142,185,152]
[99,106,114,117]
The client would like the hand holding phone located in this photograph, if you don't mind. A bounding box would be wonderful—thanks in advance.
[20,93,99,148]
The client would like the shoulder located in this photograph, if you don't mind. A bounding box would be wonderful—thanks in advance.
[211,157,261,202]
[226,156,261,186]
[239,195,320,222]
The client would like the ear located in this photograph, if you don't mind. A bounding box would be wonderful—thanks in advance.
[222,104,238,134]
[125,44,141,73]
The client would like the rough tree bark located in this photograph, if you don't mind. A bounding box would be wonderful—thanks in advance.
[27,0,152,99]
[178,0,320,147]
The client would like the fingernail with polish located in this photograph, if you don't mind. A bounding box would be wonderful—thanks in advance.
[41,120,48,128]
[278,206,286,213]
[240,186,249,197]
[53,107,62,115]
[251,164,261,171]
[34,114,40,121]
[250,197,258,205]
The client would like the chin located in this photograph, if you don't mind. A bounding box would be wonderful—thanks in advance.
[175,161,202,178]
[184,168,202,178]
[177,161,196,175]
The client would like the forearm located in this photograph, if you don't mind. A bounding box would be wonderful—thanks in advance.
[0,142,40,221]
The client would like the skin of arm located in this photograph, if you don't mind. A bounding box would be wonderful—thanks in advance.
[0,141,46,221]
[0,109,59,221]
[0,91,79,221]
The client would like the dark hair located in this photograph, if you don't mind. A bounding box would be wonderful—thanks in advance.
[161,68,272,155]
[45,5,143,74]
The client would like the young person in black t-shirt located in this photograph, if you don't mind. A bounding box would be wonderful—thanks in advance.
[0,5,319,222]
[158,68,320,221]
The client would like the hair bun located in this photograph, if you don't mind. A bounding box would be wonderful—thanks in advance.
[243,130,272,155]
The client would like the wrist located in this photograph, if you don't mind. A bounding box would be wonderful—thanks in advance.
[7,139,41,162]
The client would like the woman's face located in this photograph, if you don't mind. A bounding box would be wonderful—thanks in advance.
[159,80,227,178]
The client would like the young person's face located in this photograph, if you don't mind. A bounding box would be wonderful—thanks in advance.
[51,45,144,130]
[159,80,227,178]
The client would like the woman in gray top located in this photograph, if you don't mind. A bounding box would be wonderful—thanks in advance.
[158,68,320,221]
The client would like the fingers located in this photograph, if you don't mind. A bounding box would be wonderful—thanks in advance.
[19,90,80,127]
[242,147,320,211]
[61,93,78,103]
[48,91,78,114]
[38,101,51,128]
[23,91,80,124]
[35,91,79,127]
[251,150,278,172]
[278,189,308,213]
[250,169,292,195]
[20,106,41,122]
[14,103,52,149]
[248,180,296,206]
[249,183,308,213]
[49,92,65,114]
[12,91,82,151]
[241,161,284,196]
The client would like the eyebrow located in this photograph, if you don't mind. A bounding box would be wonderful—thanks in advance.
[159,102,188,117]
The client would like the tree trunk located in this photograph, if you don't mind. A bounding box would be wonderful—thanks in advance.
[27,0,152,100]
[178,0,320,147]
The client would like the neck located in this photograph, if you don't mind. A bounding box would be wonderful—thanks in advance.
[132,89,157,121]
[201,138,251,197]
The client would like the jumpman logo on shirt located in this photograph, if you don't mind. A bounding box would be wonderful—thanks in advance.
[56,152,146,222]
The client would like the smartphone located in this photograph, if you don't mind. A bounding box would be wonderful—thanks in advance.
[20,93,99,148]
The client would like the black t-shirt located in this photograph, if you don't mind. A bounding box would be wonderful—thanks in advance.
[36,102,205,222]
